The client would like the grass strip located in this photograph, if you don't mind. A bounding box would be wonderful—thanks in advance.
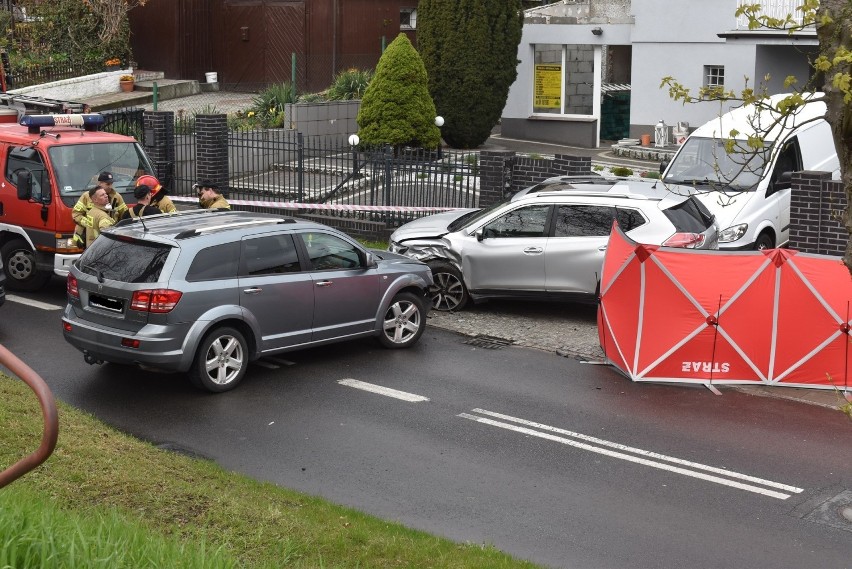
[0,376,540,568]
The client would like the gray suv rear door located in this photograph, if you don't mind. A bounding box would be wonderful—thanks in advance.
[238,234,314,351]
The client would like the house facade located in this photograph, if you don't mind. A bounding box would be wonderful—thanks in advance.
[128,0,419,93]
[501,0,818,147]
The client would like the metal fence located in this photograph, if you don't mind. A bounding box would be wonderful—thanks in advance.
[169,120,480,223]
[7,59,106,91]
[100,107,146,144]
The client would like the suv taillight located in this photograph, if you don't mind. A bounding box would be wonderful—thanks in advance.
[663,232,705,249]
[67,274,79,298]
[131,289,182,313]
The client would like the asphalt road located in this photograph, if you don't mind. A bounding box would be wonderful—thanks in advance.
[3,278,852,568]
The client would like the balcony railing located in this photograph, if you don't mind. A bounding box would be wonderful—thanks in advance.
[735,0,809,29]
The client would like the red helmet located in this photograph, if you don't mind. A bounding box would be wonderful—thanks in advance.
[137,175,162,195]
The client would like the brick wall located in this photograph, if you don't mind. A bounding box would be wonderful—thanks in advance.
[789,171,846,256]
[479,151,592,207]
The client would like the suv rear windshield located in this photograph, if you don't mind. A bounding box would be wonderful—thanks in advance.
[77,236,172,283]
[662,197,716,233]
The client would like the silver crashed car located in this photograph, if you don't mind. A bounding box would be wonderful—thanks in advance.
[389,176,718,311]
[63,210,433,393]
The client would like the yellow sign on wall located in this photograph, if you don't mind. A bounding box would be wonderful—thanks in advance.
[534,64,562,109]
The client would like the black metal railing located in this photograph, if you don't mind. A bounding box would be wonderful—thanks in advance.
[6,59,106,91]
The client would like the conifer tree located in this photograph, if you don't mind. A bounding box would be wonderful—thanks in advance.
[356,34,441,150]
[418,0,523,148]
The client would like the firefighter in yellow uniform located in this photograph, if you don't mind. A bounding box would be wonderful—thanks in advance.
[72,171,127,248]
[136,174,177,214]
[84,187,116,245]
[198,180,231,210]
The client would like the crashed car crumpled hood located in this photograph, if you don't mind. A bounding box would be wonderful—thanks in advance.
[390,208,479,241]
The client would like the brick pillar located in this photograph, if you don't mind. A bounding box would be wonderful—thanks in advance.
[143,111,175,189]
[789,171,836,254]
[195,114,229,194]
[479,150,515,207]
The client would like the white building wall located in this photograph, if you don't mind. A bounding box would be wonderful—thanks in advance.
[503,0,815,146]
[630,43,756,130]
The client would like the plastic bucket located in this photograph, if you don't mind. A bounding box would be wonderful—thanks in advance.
[205,72,218,83]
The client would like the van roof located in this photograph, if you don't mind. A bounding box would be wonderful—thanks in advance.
[690,92,826,143]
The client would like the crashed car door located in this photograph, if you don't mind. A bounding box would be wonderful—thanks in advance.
[463,204,551,291]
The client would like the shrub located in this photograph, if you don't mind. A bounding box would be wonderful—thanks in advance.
[326,68,373,100]
[610,166,634,177]
[356,34,441,150]
[250,82,297,128]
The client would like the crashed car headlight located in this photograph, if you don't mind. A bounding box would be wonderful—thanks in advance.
[718,223,748,243]
[388,241,408,255]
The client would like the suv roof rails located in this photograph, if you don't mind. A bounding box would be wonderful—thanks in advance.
[174,217,297,239]
[530,188,652,200]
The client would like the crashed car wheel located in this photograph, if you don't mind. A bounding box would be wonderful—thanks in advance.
[428,261,468,311]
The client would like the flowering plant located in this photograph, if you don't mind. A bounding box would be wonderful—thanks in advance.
[119,75,134,82]
[105,58,121,66]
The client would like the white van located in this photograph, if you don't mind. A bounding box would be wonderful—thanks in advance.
[657,93,838,250]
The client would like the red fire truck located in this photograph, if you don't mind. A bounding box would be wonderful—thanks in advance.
[0,112,157,290]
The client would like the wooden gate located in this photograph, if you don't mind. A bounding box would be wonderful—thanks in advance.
[219,0,305,91]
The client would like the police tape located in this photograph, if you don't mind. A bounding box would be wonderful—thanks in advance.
[170,195,461,213]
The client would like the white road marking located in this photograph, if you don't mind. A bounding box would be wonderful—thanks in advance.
[6,295,63,311]
[338,379,429,402]
[460,409,803,500]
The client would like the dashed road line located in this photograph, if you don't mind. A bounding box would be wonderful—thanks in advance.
[338,379,429,402]
[6,295,63,311]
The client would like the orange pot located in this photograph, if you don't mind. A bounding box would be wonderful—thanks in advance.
[640,134,651,146]
[119,80,134,92]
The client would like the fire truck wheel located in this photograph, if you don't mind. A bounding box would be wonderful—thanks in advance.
[1,239,51,292]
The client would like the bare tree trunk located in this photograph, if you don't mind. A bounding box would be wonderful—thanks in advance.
[817,0,852,274]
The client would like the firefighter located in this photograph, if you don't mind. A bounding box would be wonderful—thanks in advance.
[197,180,230,210]
[136,174,176,214]
[84,186,116,244]
[71,171,127,248]
[121,184,161,220]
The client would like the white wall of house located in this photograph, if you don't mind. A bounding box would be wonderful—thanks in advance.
[503,0,817,146]
[630,42,756,131]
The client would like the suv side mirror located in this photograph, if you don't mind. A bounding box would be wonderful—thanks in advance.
[659,159,670,175]
[15,169,32,200]
[475,228,484,242]
[364,251,378,269]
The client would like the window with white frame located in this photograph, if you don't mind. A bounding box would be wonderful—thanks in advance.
[533,44,596,116]
[400,8,416,30]
[704,65,724,89]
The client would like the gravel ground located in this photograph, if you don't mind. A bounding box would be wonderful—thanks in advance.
[424,299,605,361]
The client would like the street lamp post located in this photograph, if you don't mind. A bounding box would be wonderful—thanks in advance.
[434,116,444,158]
[348,133,360,176]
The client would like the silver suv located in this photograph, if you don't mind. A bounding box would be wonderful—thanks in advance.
[389,176,718,311]
[62,210,433,392]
